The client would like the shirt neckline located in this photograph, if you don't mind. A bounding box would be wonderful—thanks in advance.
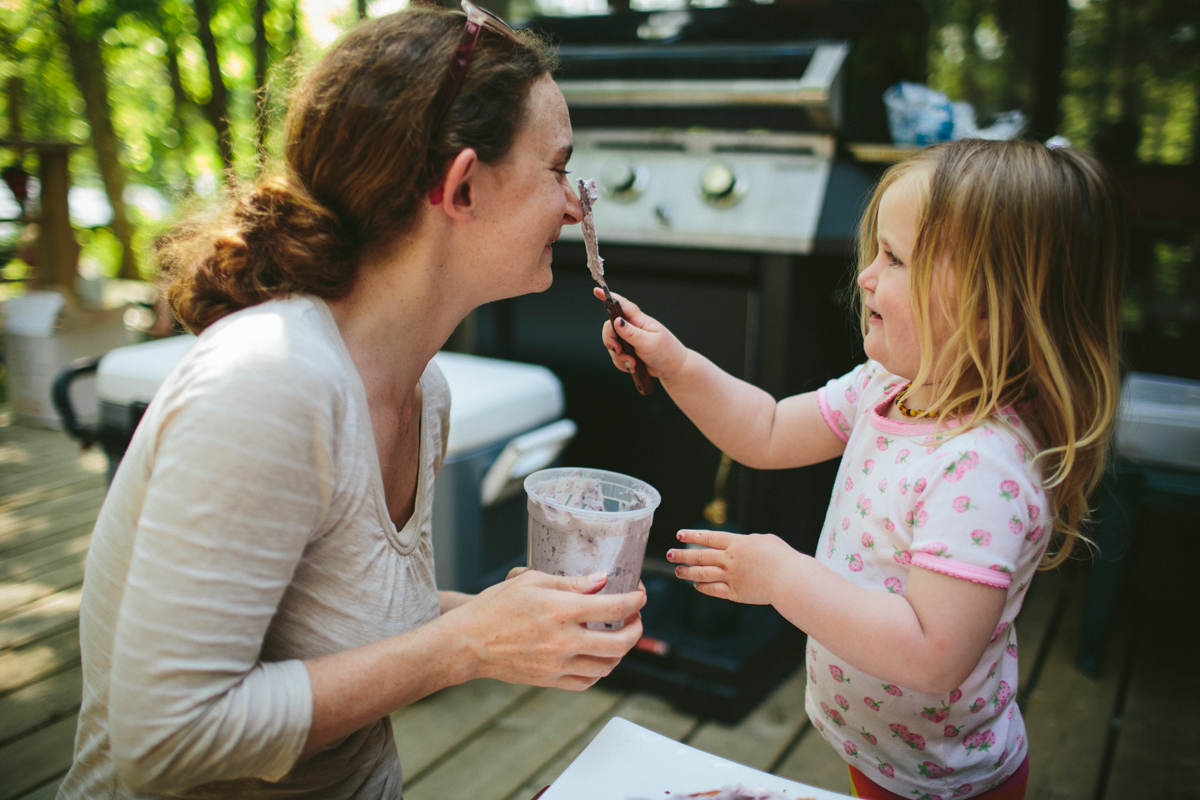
[868,382,964,435]
[309,296,428,552]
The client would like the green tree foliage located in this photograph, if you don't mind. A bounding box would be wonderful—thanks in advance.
[2,0,1195,284]
[925,0,1197,163]
[1,0,303,280]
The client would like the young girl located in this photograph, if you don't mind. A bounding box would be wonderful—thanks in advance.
[598,139,1125,799]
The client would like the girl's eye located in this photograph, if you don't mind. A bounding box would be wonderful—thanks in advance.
[885,250,903,267]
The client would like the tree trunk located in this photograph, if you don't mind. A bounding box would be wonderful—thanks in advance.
[998,0,1069,140]
[1028,0,1069,140]
[5,77,22,139]
[193,0,234,175]
[51,0,139,280]
[254,0,269,162]
[151,7,194,181]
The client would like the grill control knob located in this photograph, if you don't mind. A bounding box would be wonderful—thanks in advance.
[603,163,636,194]
[600,161,648,202]
[699,162,746,207]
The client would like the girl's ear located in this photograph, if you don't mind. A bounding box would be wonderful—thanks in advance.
[433,148,479,222]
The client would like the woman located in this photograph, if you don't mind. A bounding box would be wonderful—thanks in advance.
[59,5,646,798]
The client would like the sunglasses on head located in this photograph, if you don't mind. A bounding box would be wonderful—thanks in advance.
[426,0,523,199]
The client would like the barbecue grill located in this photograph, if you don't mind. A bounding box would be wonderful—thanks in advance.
[468,0,927,721]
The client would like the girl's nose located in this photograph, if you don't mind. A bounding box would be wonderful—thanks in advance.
[563,182,583,226]
[858,261,878,291]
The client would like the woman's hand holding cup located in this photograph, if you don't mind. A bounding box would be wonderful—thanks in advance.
[449,569,645,691]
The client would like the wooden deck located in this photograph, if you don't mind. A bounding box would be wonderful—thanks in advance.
[2,420,1196,800]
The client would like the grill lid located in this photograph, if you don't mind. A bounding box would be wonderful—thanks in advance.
[521,0,929,141]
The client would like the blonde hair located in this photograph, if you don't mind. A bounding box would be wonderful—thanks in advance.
[856,139,1126,568]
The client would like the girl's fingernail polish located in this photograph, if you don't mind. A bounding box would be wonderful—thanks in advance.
[618,318,626,328]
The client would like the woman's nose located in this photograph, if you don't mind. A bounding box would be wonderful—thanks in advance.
[563,183,583,225]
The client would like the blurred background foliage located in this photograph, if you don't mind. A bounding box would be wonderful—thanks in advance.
[0,0,1196,303]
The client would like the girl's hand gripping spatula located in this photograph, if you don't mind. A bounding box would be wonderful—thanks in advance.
[578,178,654,396]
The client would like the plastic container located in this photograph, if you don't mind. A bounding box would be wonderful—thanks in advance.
[524,467,661,630]
[1114,373,1200,472]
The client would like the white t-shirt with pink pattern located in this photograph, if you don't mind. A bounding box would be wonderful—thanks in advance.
[805,361,1047,798]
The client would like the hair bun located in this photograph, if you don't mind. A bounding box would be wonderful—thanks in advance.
[165,175,358,333]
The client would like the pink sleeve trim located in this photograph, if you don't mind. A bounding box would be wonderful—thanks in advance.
[817,387,849,443]
[911,553,1012,588]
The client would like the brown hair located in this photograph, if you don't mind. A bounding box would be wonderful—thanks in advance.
[161,7,556,333]
[855,139,1126,568]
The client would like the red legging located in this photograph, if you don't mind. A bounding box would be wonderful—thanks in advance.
[848,754,1028,800]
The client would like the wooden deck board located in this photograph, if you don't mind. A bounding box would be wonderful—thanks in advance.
[0,522,95,567]
[0,501,107,556]
[0,713,78,800]
[403,685,624,800]
[0,625,82,695]
[391,678,536,782]
[0,536,89,586]
[504,690,700,800]
[0,556,86,616]
[1022,565,1131,800]
[0,586,84,649]
[0,664,82,746]
[1015,567,1067,691]
[1102,495,1200,800]
[0,484,108,536]
[685,665,809,772]
[1104,614,1200,799]
[14,780,63,800]
[773,724,852,794]
[1,463,106,511]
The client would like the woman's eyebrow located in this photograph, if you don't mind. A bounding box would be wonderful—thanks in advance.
[555,143,574,163]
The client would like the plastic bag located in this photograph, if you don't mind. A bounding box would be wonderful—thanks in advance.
[884,82,954,145]
[883,82,1027,145]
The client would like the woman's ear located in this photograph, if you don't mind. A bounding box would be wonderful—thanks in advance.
[436,148,479,223]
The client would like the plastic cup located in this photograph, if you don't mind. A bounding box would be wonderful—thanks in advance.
[525,467,662,630]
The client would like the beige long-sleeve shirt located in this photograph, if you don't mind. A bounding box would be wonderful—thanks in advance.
[59,296,449,799]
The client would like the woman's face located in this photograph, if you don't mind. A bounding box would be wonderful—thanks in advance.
[476,75,582,297]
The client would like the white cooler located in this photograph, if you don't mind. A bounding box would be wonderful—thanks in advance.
[430,352,575,592]
[61,337,575,592]
[1115,372,1200,471]
[3,290,133,428]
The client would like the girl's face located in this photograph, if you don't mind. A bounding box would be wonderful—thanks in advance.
[857,168,956,382]
[476,75,582,298]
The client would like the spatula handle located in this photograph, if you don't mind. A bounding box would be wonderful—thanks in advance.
[605,298,654,396]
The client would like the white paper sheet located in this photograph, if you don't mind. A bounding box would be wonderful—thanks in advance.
[539,717,854,800]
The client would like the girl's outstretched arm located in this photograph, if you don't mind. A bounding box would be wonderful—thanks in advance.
[668,530,1006,694]
[597,289,844,470]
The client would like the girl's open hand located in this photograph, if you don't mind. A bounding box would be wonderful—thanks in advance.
[667,529,796,606]
[595,288,688,382]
